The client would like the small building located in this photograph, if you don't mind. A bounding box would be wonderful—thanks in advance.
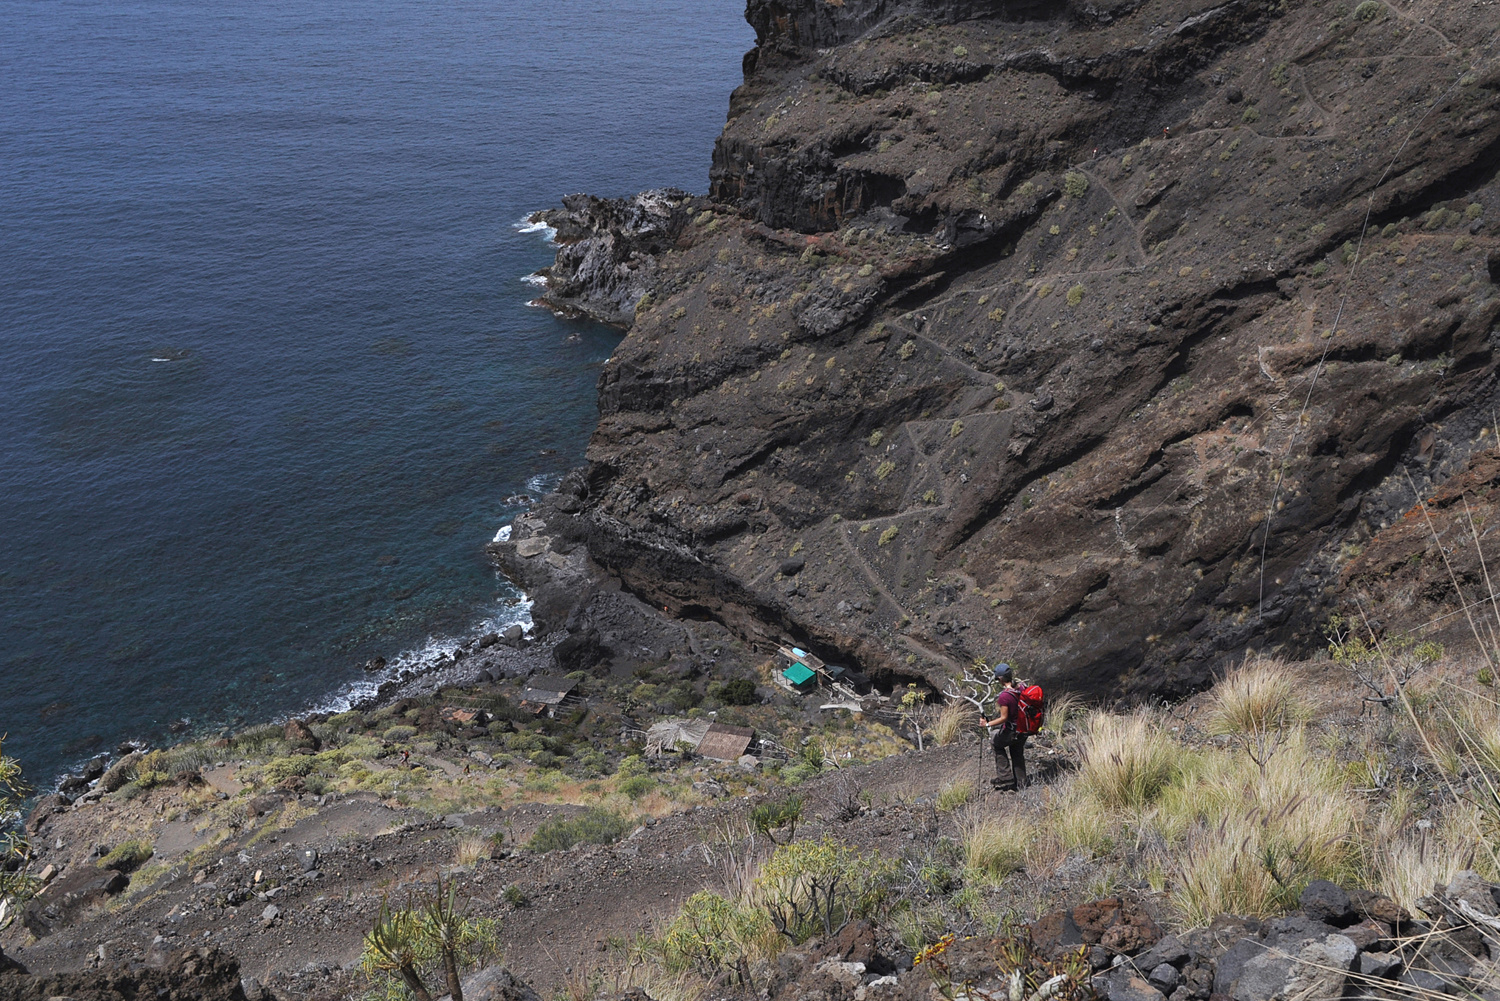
[644,717,712,756]
[518,675,579,717]
[697,722,755,762]
[440,706,490,727]
[777,661,818,693]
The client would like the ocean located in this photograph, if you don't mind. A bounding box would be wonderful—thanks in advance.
[0,0,752,784]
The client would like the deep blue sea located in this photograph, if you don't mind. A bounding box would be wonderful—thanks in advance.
[0,0,752,784]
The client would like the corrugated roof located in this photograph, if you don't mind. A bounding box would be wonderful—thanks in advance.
[697,723,754,761]
[523,675,577,695]
[782,663,816,685]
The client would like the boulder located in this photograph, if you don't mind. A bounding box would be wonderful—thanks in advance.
[1229,933,1358,1001]
[20,867,129,937]
[0,944,27,976]
[1279,933,1359,1001]
[1102,971,1166,1001]
[24,794,66,833]
[1360,952,1402,979]
[821,919,889,972]
[96,752,142,793]
[1213,938,1268,997]
[462,966,545,1001]
[247,794,284,817]
[779,557,806,577]
[284,718,321,751]
[1147,964,1180,991]
[1299,880,1355,926]
[1072,897,1162,955]
[1349,888,1408,927]
[1446,871,1498,917]
[1341,918,1392,952]
[515,538,548,558]
[1031,907,1086,957]
[1136,935,1190,971]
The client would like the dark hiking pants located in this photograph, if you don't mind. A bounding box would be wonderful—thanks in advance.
[992,730,1028,790]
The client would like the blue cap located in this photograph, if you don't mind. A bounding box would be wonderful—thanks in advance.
[993,662,1012,680]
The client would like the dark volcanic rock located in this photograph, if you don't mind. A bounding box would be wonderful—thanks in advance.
[541,0,1500,695]
[20,866,129,938]
[0,945,246,1001]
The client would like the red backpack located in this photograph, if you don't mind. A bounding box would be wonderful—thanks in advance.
[1013,685,1046,735]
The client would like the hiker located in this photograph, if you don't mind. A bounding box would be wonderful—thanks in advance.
[981,664,1028,791]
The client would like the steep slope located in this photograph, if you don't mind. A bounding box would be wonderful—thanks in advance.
[543,0,1500,695]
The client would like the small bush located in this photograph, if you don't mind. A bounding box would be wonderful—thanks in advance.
[868,429,884,447]
[98,838,154,873]
[878,526,899,546]
[1354,0,1381,19]
[1066,283,1085,306]
[1242,106,1260,124]
[1063,171,1089,199]
[383,725,418,742]
[715,678,759,706]
[503,884,529,907]
[527,808,629,853]
[875,461,895,480]
[759,836,896,942]
[619,775,658,800]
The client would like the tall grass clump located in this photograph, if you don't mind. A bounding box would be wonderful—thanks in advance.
[1204,656,1311,736]
[1075,712,1177,810]
[961,808,1038,880]
[1164,728,1358,923]
[931,702,971,746]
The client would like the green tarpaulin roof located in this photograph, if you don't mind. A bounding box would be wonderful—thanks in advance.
[782,663,816,685]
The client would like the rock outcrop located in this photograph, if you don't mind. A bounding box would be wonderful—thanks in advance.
[538,0,1500,695]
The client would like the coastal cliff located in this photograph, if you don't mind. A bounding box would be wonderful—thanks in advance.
[534,0,1500,695]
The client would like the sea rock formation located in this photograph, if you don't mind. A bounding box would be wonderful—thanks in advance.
[538,0,1500,694]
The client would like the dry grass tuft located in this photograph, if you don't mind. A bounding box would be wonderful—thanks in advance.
[454,831,490,867]
[932,701,973,746]
[1204,655,1312,736]
[1075,711,1177,810]
[961,807,1039,880]
[936,777,973,812]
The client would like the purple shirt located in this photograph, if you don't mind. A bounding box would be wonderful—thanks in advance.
[995,689,1020,724]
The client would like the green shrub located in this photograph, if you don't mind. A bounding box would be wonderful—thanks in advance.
[714,678,759,706]
[383,725,418,742]
[1063,171,1089,199]
[1066,283,1085,307]
[782,761,821,785]
[619,775,658,800]
[757,836,897,942]
[99,838,154,873]
[503,884,529,907]
[264,756,317,781]
[1241,106,1260,124]
[878,526,899,546]
[527,809,630,853]
[660,891,777,981]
